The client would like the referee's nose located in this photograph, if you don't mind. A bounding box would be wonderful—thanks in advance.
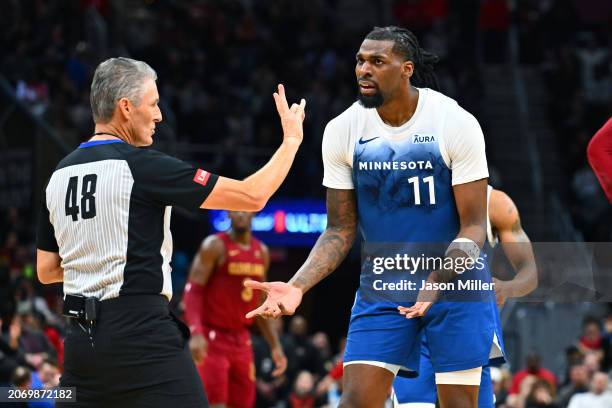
[154,104,162,123]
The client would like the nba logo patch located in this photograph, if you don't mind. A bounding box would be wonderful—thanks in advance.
[412,134,436,144]
[193,169,211,186]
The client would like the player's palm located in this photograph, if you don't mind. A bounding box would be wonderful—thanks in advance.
[244,280,303,319]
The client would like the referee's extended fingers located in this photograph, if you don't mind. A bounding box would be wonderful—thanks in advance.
[273,84,289,114]
[244,279,268,292]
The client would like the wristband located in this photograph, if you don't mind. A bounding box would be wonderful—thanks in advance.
[444,238,480,274]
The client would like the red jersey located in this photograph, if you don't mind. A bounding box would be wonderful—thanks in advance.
[200,232,265,331]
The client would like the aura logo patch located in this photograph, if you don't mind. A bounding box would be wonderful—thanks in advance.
[412,134,436,144]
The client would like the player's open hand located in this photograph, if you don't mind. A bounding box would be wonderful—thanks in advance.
[244,280,303,319]
[273,84,306,146]
[398,271,441,318]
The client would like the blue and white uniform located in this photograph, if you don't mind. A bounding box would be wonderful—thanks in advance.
[392,186,506,408]
[322,88,501,379]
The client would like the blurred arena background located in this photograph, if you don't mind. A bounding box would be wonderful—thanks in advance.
[0,0,611,406]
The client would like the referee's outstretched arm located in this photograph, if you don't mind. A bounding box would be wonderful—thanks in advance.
[36,59,306,287]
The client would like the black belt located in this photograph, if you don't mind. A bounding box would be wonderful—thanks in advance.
[62,294,188,340]
[63,294,169,321]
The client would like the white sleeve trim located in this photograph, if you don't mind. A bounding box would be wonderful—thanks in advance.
[322,114,354,189]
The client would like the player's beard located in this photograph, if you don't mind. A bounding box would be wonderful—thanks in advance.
[357,86,384,108]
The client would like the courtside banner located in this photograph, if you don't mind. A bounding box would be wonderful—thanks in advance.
[358,242,612,304]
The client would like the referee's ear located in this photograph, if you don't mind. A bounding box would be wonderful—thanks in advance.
[117,97,132,120]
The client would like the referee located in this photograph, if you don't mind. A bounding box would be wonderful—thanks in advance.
[35,57,305,407]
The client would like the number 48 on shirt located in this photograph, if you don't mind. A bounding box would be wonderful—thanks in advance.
[65,174,98,221]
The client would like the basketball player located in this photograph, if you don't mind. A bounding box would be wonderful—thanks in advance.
[393,187,537,408]
[587,117,612,203]
[245,26,499,408]
[183,211,287,408]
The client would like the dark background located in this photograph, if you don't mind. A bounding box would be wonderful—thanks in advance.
[1,0,611,407]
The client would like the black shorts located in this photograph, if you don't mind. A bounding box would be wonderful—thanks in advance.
[57,295,208,408]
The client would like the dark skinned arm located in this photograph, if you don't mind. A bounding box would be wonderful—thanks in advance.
[400,178,489,317]
[183,235,224,363]
[244,188,357,318]
[289,188,358,292]
[489,189,537,305]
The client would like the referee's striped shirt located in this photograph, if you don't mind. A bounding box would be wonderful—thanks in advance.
[36,139,218,301]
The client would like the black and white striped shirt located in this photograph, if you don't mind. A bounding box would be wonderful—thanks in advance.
[36,139,218,301]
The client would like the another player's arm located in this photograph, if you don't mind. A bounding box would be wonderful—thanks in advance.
[586,117,612,203]
[245,188,358,318]
[254,243,288,376]
[183,235,224,363]
[489,189,537,305]
[201,85,306,211]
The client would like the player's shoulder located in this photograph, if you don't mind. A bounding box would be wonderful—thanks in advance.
[424,88,479,129]
[201,233,226,253]
[489,188,519,229]
[325,101,362,132]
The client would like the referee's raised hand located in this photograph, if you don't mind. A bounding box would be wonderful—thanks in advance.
[273,84,306,146]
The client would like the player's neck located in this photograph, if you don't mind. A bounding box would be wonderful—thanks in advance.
[228,230,251,246]
[375,87,419,127]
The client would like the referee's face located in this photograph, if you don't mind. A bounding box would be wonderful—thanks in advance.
[131,79,162,146]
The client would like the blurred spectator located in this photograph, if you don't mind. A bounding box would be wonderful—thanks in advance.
[491,366,512,407]
[14,303,56,371]
[577,317,606,357]
[583,351,602,375]
[0,317,27,386]
[525,379,558,408]
[11,365,31,390]
[289,370,315,408]
[10,366,31,408]
[510,352,557,396]
[38,359,60,389]
[556,364,590,408]
[310,331,333,370]
[567,372,612,408]
[253,318,291,406]
[283,316,325,379]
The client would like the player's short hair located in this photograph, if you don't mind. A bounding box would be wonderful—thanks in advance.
[90,57,157,123]
[365,26,439,90]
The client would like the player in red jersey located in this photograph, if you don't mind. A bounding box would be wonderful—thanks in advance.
[587,117,612,203]
[182,211,287,408]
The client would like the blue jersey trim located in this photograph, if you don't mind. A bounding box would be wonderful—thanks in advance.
[79,139,126,148]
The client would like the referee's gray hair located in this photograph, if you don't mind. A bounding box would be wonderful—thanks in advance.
[90,57,157,123]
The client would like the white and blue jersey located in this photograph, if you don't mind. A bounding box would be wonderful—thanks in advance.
[392,186,506,408]
[322,88,501,376]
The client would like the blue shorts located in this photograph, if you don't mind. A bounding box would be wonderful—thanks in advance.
[393,339,494,408]
[344,291,500,374]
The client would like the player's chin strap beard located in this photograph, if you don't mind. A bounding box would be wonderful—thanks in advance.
[91,131,127,142]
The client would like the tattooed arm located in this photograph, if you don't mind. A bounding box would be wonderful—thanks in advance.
[289,188,357,292]
[244,188,357,318]
[489,189,537,305]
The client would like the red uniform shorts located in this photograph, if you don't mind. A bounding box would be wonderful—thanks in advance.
[196,326,255,408]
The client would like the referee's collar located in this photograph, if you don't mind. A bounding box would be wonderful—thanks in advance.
[79,139,126,148]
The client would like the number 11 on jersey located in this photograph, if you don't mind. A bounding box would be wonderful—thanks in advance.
[407,175,436,205]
